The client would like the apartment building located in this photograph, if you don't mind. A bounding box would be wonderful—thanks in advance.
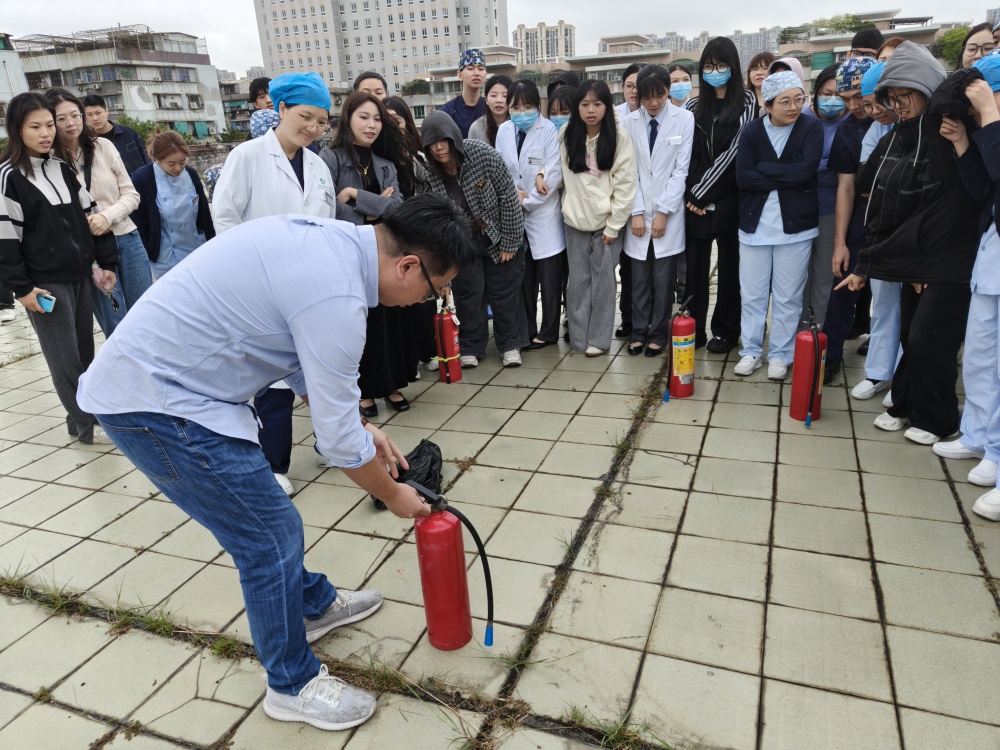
[512,21,575,65]
[0,32,30,138]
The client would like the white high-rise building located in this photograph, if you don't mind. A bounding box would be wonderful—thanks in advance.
[253,0,508,94]
[512,21,575,65]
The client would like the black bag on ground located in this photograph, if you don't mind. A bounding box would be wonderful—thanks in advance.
[370,439,442,510]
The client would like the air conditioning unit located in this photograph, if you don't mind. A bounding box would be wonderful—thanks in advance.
[169,102,181,109]
[208,126,218,135]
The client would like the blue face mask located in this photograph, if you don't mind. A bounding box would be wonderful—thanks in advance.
[550,114,570,129]
[670,82,692,101]
[817,96,846,117]
[510,110,538,131]
[702,69,732,89]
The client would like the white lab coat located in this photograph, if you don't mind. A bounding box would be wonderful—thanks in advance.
[496,117,565,260]
[622,103,694,260]
[212,128,337,232]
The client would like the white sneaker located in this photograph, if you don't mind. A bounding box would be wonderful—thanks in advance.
[88,427,113,445]
[585,346,604,357]
[851,379,889,400]
[459,355,478,368]
[304,589,383,643]
[968,459,998,487]
[873,411,908,431]
[274,473,294,496]
[882,391,893,409]
[314,454,335,469]
[972,488,1000,521]
[767,361,787,381]
[502,350,521,367]
[904,427,940,445]
[0,308,15,324]
[423,360,440,372]
[932,439,985,461]
[263,665,376,731]
[733,355,762,376]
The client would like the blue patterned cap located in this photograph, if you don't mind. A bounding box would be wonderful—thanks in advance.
[836,57,877,92]
[860,61,886,97]
[973,52,1000,91]
[250,109,281,139]
[761,71,804,103]
[459,48,485,70]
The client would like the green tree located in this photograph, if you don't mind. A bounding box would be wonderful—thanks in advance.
[935,26,970,67]
[115,115,157,143]
[401,79,429,95]
[219,129,249,143]
[811,14,875,35]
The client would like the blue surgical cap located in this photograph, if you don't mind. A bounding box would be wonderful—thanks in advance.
[973,53,1000,92]
[860,62,886,97]
[269,72,331,112]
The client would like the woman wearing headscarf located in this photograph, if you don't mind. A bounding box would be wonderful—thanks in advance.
[837,42,989,444]
[734,71,824,380]
[211,72,336,496]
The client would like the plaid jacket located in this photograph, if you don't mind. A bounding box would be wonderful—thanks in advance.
[418,139,524,264]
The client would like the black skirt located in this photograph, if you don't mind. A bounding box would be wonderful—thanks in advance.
[358,303,420,399]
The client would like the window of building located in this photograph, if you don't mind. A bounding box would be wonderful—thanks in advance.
[299,57,304,65]
[422,29,427,38]
[420,10,425,19]
[357,53,363,62]
[308,56,313,65]
[353,20,359,28]
[464,25,470,34]
[409,11,414,20]
[462,6,469,17]
[339,4,345,12]
[392,48,397,58]
[367,35,373,44]
[320,5,326,14]
[325,38,331,47]
[311,5,316,14]
[442,8,448,17]
[327,55,332,63]
[345,53,351,63]
[160,67,175,81]
[188,94,204,110]
[422,45,428,54]
[290,7,296,16]
[312,23,318,31]
[272,11,277,19]
[322,21,328,30]
[434,43,439,53]
[404,64,409,73]
[369,52,375,61]
[296,41,302,50]
[363,0,369,8]
[389,31,395,41]
[431,9,436,18]
[445,43,451,53]
[293,25,299,34]
[282,9,287,17]
[287,42,292,51]
[393,65,399,75]
[329,71,335,80]
[281,60,286,69]
[432,26,438,37]
[444,26,449,36]
[412,105,425,119]
[355,36,361,44]
[365,18,371,28]
[351,2,357,10]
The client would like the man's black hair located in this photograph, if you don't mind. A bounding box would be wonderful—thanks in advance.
[851,28,885,51]
[381,193,477,276]
[82,94,107,109]
[249,77,272,102]
[353,71,389,92]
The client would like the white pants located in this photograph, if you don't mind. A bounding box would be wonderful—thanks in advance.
[866,279,903,382]
[960,292,1000,469]
[738,239,812,363]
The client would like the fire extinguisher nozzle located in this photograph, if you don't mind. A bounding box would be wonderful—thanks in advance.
[485,625,494,647]
[662,391,670,403]
[805,414,813,427]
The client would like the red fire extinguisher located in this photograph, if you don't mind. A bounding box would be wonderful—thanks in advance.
[664,296,696,402]
[434,300,462,384]
[410,481,494,651]
[790,307,827,426]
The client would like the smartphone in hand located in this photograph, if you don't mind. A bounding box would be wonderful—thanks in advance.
[37,294,55,313]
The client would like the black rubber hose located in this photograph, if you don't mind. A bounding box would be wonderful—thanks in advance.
[443,504,494,646]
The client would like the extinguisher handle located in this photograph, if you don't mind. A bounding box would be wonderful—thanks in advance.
[405,480,449,512]
[677,294,695,314]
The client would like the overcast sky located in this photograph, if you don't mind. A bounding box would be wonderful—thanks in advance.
[4,1,992,74]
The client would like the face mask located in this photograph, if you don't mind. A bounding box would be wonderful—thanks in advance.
[550,114,570,129]
[702,69,732,89]
[511,111,538,131]
[817,96,846,116]
[670,82,692,101]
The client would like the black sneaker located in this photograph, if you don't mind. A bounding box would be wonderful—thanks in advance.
[615,323,632,338]
[706,337,736,354]
[824,358,843,386]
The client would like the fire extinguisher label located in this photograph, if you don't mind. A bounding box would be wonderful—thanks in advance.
[818,351,826,395]
[673,334,695,380]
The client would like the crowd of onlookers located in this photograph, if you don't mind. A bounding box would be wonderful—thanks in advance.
[3,20,1000,522]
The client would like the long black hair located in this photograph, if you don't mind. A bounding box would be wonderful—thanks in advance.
[565,80,617,174]
[332,91,412,189]
[0,92,55,177]
[694,36,747,125]
[44,88,95,175]
[483,74,512,147]
[811,63,840,117]
[547,85,576,118]
[383,96,422,196]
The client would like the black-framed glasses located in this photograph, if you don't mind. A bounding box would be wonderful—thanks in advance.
[885,90,915,111]
[965,42,997,57]
[418,259,439,302]
[849,49,878,58]
[702,63,730,73]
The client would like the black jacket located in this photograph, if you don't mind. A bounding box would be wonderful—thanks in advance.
[736,115,824,236]
[130,164,215,262]
[0,156,118,298]
[856,114,990,284]
[98,122,151,177]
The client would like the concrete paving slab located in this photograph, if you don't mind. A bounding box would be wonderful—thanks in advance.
[769,548,878,620]
[668,535,769,602]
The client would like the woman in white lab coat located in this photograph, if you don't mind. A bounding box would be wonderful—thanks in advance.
[210,72,335,497]
[621,64,695,356]
[496,79,566,349]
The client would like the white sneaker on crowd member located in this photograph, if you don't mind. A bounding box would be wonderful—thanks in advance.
[851,379,889,400]
[459,355,478,368]
[424,360,440,372]
[304,589,382,643]
[932,440,985,460]
[263,665,376,731]
[767,361,787,381]
[502,350,522,367]
[968,459,998,487]
[0,308,15,324]
[274,473,294,496]
[882,390,893,409]
[972,488,1000,521]
[585,346,604,357]
[874,412,908,431]
[904,427,940,445]
[734,355,762,376]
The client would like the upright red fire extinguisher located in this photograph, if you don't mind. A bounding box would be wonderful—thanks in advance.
[410,481,494,651]
[790,307,827,426]
[665,296,696,402]
[434,299,462,384]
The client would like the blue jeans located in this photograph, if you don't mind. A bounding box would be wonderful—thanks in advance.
[93,231,154,337]
[95,411,336,694]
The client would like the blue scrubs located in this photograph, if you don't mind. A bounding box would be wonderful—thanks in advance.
[151,163,208,279]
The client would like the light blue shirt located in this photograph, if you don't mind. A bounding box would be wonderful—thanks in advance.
[972,220,1000,295]
[78,215,379,469]
[861,120,894,164]
[152,163,208,278]
[740,117,820,246]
